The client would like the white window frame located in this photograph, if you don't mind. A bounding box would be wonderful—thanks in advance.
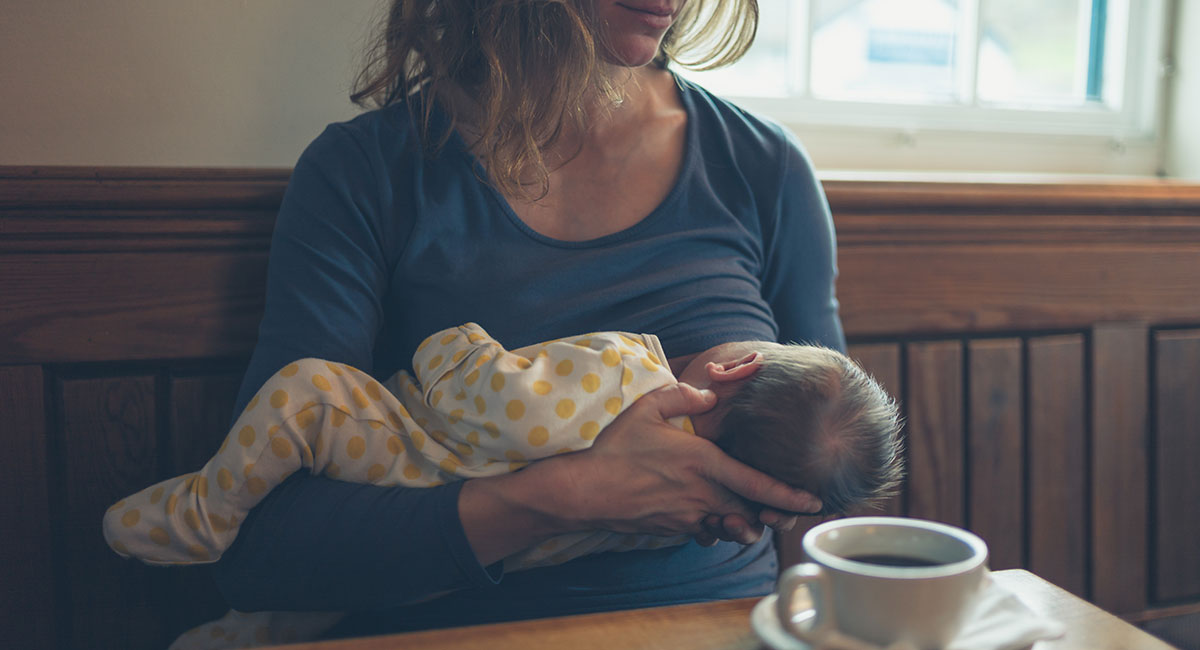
[697,0,1173,176]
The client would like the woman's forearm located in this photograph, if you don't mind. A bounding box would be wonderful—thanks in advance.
[212,473,502,612]
[458,456,583,566]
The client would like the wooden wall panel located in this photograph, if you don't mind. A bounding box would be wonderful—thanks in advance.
[165,373,244,637]
[1153,329,1200,603]
[0,252,268,365]
[1092,324,1150,615]
[967,339,1024,570]
[847,343,904,517]
[838,246,1200,337]
[57,374,167,650]
[169,373,242,473]
[1027,335,1088,598]
[0,365,55,650]
[905,341,964,527]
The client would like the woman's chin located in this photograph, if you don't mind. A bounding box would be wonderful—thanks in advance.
[601,39,665,68]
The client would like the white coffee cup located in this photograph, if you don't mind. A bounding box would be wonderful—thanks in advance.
[776,517,989,650]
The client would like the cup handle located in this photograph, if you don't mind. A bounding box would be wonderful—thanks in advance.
[776,563,838,646]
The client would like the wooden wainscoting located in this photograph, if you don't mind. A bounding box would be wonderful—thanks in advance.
[3,167,1200,649]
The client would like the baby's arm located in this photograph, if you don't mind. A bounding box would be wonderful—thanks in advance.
[410,323,677,472]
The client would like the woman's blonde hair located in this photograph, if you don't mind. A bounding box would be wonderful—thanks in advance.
[351,0,759,200]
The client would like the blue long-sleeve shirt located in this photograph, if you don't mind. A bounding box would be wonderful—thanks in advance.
[212,74,844,636]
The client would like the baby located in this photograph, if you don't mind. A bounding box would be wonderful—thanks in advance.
[103,322,902,648]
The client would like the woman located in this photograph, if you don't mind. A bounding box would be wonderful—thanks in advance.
[213,0,843,638]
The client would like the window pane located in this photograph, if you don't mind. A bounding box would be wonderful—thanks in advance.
[677,0,793,97]
[977,0,1094,106]
[811,0,961,103]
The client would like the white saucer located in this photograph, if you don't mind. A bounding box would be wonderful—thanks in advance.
[751,594,813,650]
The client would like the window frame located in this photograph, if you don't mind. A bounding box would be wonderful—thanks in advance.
[685,0,1173,175]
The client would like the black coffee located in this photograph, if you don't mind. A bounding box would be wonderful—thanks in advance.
[844,553,944,567]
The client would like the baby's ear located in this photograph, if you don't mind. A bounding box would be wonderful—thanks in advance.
[706,352,762,384]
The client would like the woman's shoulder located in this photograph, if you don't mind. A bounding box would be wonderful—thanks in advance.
[675,74,819,199]
[300,101,426,168]
[676,76,802,158]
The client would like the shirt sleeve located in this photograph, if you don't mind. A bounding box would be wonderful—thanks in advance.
[411,324,675,468]
[212,124,501,612]
[759,127,847,353]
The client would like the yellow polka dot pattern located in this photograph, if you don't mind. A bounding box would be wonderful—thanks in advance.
[527,426,549,446]
[581,373,601,393]
[580,421,600,440]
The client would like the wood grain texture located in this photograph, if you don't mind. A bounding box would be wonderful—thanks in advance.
[904,341,964,527]
[0,166,288,211]
[837,246,1200,337]
[169,373,242,473]
[1027,335,1088,598]
[822,174,1200,213]
[1153,329,1200,603]
[1091,323,1149,615]
[0,365,55,650]
[57,374,167,650]
[0,251,268,364]
[967,338,1024,570]
[847,343,904,517]
[277,598,763,650]
[166,373,244,636]
[260,570,1174,650]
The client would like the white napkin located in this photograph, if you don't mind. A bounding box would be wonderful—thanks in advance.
[946,572,1066,650]
[783,572,1066,650]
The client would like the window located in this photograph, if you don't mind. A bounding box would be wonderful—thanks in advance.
[680,0,1171,175]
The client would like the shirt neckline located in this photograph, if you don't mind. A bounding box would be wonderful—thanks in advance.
[455,72,700,250]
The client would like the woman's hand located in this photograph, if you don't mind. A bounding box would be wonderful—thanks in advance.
[549,382,822,543]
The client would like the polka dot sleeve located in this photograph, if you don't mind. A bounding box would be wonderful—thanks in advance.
[410,324,679,473]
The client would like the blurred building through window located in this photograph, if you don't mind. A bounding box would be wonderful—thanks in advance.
[681,0,1128,112]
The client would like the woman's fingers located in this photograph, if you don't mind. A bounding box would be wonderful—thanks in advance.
[638,385,821,517]
[696,513,764,546]
[701,444,823,515]
[645,382,717,420]
[568,382,813,543]
[694,524,719,547]
[759,509,800,532]
[715,513,762,545]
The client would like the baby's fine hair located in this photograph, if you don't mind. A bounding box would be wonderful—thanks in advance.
[716,344,904,515]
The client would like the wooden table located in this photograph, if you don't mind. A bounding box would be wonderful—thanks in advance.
[267,570,1175,649]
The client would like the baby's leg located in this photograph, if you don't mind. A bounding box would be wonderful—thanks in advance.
[102,359,419,565]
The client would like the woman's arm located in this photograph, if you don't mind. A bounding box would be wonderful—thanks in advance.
[761,127,846,353]
[213,123,512,611]
[460,382,822,565]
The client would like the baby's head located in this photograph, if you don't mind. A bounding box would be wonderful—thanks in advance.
[678,341,904,515]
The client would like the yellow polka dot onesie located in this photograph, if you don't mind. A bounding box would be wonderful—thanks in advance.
[103,323,691,648]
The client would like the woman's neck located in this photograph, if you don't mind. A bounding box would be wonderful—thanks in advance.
[565,65,675,149]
